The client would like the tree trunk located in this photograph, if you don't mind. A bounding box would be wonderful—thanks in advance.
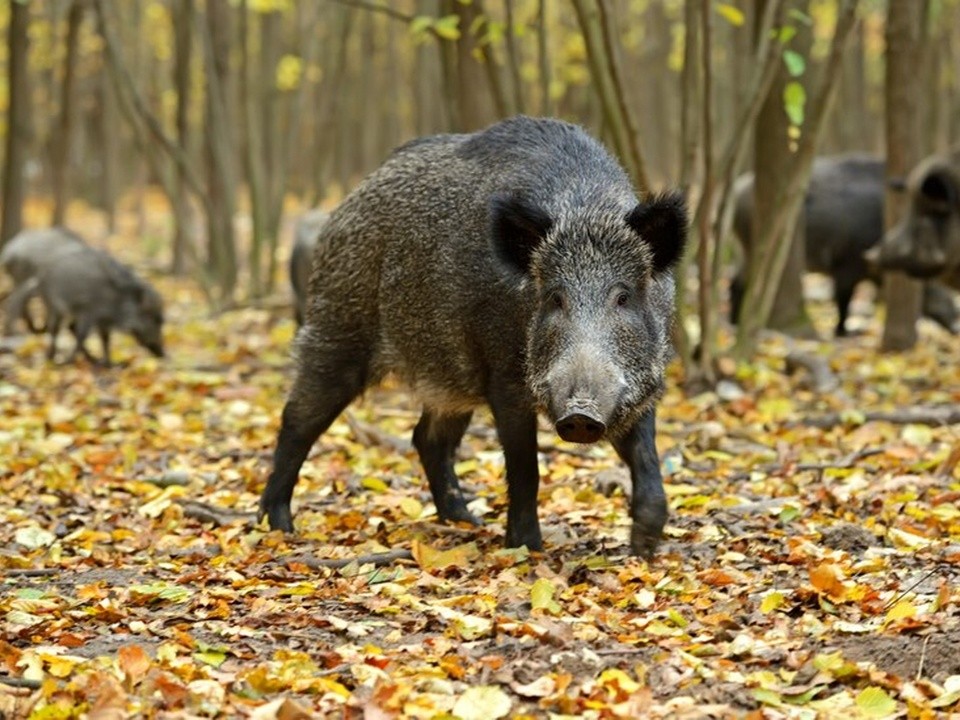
[202,0,239,303]
[50,0,84,226]
[537,0,552,117]
[735,0,860,358]
[880,0,925,351]
[749,0,815,337]
[1,0,30,246]
[170,0,194,275]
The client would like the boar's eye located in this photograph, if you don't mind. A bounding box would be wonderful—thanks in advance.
[546,289,565,311]
[610,285,632,308]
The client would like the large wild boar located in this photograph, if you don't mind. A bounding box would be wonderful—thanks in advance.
[258,116,688,558]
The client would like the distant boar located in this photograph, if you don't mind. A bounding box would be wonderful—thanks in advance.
[730,155,959,335]
[0,227,87,334]
[866,148,960,290]
[6,245,165,365]
[289,209,330,326]
[258,116,687,558]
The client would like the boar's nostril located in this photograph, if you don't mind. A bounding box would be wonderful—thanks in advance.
[556,413,606,444]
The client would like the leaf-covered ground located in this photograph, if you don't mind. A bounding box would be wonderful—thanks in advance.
[1,206,960,719]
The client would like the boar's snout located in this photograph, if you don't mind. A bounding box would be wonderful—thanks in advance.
[556,407,606,443]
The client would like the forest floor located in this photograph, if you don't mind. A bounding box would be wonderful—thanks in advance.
[1,200,959,719]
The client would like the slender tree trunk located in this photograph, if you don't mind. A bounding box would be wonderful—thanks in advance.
[881,0,925,351]
[504,0,524,115]
[1,0,30,246]
[98,65,119,232]
[749,0,815,338]
[202,0,239,303]
[51,0,84,226]
[241,0,267,299]
[170,0,193,274]
[696,0,716,383]
[537,0,552,116]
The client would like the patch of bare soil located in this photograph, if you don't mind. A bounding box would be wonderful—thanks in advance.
[835,626,960,683]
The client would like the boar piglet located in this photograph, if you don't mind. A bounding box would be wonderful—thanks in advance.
[258,116,687,557]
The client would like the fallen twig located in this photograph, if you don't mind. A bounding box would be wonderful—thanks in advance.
[794,406,960,429]
[287,548,414,571]
[177,499,256,527]
[726,447,884,482]
[4,568,60,578]
[344,412,411,453]
[0,675,42,689]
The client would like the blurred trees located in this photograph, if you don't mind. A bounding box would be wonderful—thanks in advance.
[0,0,958,354]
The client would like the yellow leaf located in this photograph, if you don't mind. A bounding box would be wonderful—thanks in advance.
[855,687,896,717]
[716,3,746,26]
[453,685,512,720]
[884,599,917,625]
[410,540,479,570]
[360,476,389,493]
[760,591,785,613]
[530,577,561,615]
[275,54,302,92]
[398,496,423,518]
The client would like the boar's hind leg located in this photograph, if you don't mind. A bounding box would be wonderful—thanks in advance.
[259,354,369,532]
[489,391,542,551]
[413,410,479,526]
[68,317,102,365]
[612,409,667,559]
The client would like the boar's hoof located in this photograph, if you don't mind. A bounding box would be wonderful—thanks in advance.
[505,523,543,552]
[259,500,294,533]
[556,412,606,444]
[630,523,662,560]
[438,504,482,527]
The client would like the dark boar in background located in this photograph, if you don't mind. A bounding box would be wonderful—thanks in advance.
[258,116,687,558]
[730,154,959,335]
[866,148,960,291]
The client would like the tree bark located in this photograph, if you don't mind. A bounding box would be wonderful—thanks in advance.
[170,0,194,275]
[201,0,239,303]
[50,0,84,226]
[880,0,925,351]
[1,0,30,246]
[750,0,815,337]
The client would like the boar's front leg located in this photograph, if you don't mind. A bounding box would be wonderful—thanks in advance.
[489,387,542,551]
[413,410,480,526]
[612,409,667,559]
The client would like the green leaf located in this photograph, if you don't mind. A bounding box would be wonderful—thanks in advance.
[855,687,896,718]
[775,26,797,44]
[433,15,462,41]
[409,15,434,37]
[783,81,806,126]
[716,3,745,26]
[782,50,806,77]
[788,8,813,25]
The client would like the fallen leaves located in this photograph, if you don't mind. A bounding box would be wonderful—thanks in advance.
[1,223,960,717]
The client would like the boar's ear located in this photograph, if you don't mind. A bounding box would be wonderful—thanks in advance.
[625,191,688,274]
[490,191,553,275]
